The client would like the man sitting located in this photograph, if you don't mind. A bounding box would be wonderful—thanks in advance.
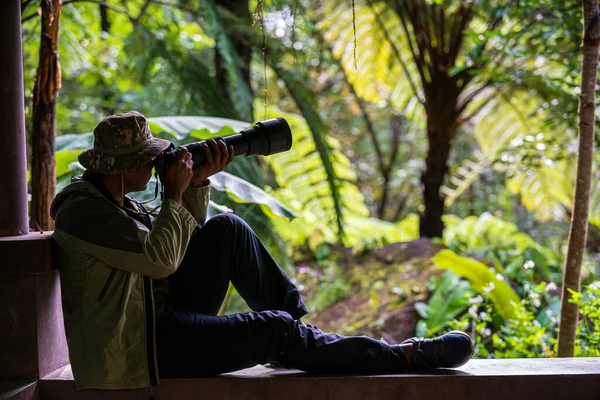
[51,111,474,390]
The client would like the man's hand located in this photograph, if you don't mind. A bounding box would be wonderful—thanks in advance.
[190,139,234,187]
[156,148,193,203]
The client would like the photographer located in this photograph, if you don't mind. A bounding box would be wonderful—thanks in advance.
[51,111,473,390]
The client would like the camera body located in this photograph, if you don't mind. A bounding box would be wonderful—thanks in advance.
[162,117,292,169]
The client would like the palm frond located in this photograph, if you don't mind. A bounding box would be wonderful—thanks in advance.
[271,66,351,241]
[442,152,489,206]
[261,104,376,244]
[507,162,574,222]
[315,0,422,110]
[203,0,254,121]
[122,26,236,118]
[443,98,522,205]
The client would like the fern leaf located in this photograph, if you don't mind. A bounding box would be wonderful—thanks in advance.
[272,65,348,241]
[315,0,422,110]
[202,0,254,121]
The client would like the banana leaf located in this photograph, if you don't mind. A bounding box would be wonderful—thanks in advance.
[415,270,471,336]
[432,249,520,321]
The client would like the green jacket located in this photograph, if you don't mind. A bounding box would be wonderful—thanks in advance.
[50,178,210,389]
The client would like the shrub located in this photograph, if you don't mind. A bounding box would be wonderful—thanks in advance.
[444,281,600,358]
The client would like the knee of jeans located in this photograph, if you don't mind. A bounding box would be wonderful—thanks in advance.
[209,213,247,230]
[262,310,295,335]
[203,213,237,234]
[200,215,226,236]
[259,311,295,360]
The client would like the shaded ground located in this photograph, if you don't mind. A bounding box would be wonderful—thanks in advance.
[303,238,444,343]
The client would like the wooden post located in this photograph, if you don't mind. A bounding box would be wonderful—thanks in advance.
[0,1,69,384]
[0,0,29,237]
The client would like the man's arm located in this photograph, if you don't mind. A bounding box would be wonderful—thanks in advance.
[53,196,197,279]
[182,180,210,226]
[180,138,232,226]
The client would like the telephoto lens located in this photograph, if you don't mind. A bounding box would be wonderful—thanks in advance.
[163,117,292,169]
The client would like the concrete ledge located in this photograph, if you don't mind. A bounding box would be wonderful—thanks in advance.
[34,358,600,400]
[0,381,37,400]
[0,232,55,274]
[0,270,68,380]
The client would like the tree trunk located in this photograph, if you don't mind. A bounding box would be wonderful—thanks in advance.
[378,115,402,220]
[100,2,110,32]
[419,90,457,238]
[30,0,62,231]
[557,0,600,357]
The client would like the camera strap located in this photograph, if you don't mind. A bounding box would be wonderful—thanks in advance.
[138,170,162,213]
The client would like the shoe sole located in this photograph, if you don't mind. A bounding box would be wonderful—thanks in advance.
[446,330,475,368]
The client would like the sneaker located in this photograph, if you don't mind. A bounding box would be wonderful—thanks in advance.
[401,330,474,370]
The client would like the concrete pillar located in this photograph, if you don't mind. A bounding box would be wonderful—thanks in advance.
[0,0,29,237]
[0,1,69,384]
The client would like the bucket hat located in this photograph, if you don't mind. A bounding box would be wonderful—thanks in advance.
[78,111,170,174]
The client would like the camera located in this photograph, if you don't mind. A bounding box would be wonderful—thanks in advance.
[162,117,292,169]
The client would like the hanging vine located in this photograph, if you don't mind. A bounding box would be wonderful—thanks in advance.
[252,0,268,119]
[352,0,357,69]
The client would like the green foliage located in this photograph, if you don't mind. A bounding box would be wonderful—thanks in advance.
[271,66,348,241]
[263,109,424,254]
[396,214,420,239]
[432,249,520,321]
[449,294,497,358]
[569,283,600,357]
[202,0,254,120]
[211,172,295,220]
[445,280,600,359]
[262,106,408,250]
[415,271,471,337]
[343,216,415,252]
[442,102,524,207]
[26,0,595,237]
[589,180,600,229]
[294,263,351,313]
[58,0,236,123]
[215,10,372,244]
[370,280,386,311]
[55,150,82,181]
[443,212,527,252]
[492,303,555,358]
[312,278,352,313]
[504,247,559,287]
[506,161,575,223]
[421,212,596,359]
[316,1,421,111]
[449,282,558,358]
[313,0,592,235]
[443,212,564,284]
[148,117,247,141]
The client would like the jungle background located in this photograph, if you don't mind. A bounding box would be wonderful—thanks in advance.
[21,0,600,359]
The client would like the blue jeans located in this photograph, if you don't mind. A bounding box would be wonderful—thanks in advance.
[156,213,407,377]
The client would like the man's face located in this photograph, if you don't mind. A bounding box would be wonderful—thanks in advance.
[126,160,154,192]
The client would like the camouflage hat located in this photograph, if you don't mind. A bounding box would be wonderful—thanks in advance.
[78,111,170,175]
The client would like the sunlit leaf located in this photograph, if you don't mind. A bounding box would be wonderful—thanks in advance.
[211,172,294,220]
[432,249,520,321]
